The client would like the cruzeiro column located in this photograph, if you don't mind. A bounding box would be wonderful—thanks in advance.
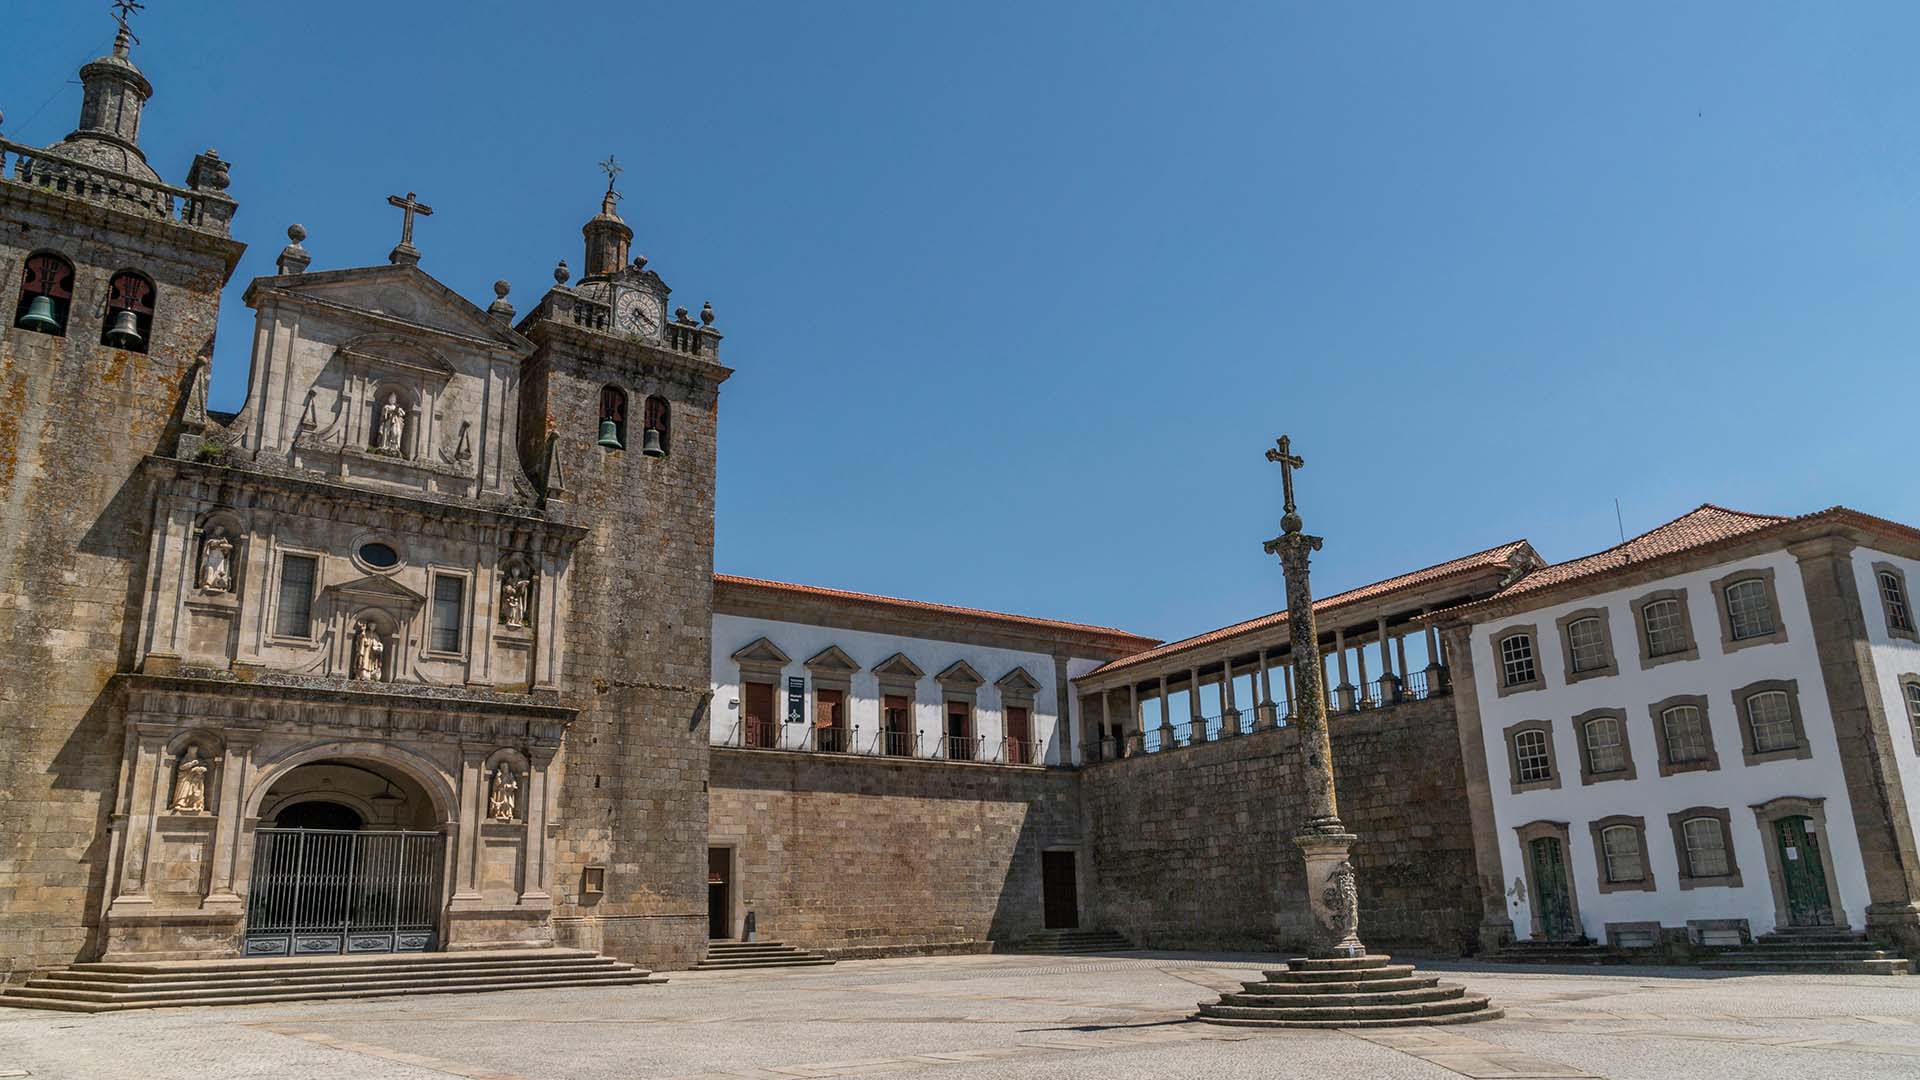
[1194,436,1500,1028]
[1260,435,1366,958]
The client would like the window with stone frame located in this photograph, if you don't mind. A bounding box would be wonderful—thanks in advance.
[1567,617,1608,674]
[1744,690,1797,753]
[1500,633,1538,688]
[1514,729,1552,784]
[101,269,155,353]
[273,553,318,639]
[1642,598,1688,657]
[1662,705,1710,765]
[1583,715,1628,775]
[1904,677,1920,751]
[1681,817,1730,878]
[428,573,465,654]
[1722,578,1777,642]
[1601,825,1645,884]
[1879,568,1916,637]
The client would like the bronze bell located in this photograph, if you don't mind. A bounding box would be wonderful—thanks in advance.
[597,419,624,449]
[104,308,144,349]
[641,427,665,458]
[16,295,61,334]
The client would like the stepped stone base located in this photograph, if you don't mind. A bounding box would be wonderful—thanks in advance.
[1012,929,1133,954]
[1486,939,1624,965]
[1700,929,1914,975]
[1193,954,1502,1029]
[693,940,835,971]
[0,948,663,1013]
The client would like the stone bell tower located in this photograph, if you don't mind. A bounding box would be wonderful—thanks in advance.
[514,169,729,970]
[0,14,244,978]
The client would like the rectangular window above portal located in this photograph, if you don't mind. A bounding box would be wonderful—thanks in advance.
[429,573,466,655]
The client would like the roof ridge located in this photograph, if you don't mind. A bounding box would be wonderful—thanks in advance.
[1536,503,1785,574]
[712,573,1156,642]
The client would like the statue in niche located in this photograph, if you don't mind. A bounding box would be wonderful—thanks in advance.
[197,529,234,592]
[376,393,407,455]
[500,569,530,629]
[170,748,209,813]
[488,763,519,822]
[351,620,386,681]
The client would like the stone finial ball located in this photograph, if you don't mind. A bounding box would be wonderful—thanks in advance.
[287,223,307,243]
[493,280,510,298]
[554,260,570,285]
[699,300,715,326]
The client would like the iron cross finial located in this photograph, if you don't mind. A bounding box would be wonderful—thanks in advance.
[1265,435,1304,516]
[111,0,145,44]
[385,191,433,247]
[599,155,623,196]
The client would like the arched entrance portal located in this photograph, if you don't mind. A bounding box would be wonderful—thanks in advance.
[244,758,448,957]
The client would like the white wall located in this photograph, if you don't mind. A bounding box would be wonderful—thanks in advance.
[711,613,1089,765]
[1856,546,1920,847]
[1471,549,1871,941]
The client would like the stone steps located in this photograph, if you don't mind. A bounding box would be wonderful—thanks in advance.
[1700,930,1914,975]
[1485,940,1623,965]
[1193,954,1500,1029]
[0,948,662,1012]
[1701,957,1913,975]
[693,940,833,971]
[1013,929,1132,954]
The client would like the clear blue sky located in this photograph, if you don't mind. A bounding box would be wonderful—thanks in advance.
[15,2,1918,645]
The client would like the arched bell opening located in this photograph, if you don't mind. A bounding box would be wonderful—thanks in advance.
[241,753,452,957]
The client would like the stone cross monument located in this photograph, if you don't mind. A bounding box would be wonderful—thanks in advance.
[1262,435,1366,959]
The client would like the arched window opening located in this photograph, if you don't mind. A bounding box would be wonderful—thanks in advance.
[14,252,75,337]
[101,270,155,352]
[643,395,671,458]
[598,385,627,450]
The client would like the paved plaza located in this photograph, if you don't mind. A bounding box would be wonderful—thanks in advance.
[2,952,1917,1079]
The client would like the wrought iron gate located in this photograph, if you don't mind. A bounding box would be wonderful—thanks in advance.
[244,828,444,957]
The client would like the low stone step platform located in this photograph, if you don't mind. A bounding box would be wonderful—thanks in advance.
[693,940,834,971]
[0,948,663,1013]
[1194,954,1501,1029]
[1701,931,1913,975]
[1485,939,1623,965]
[1013,929,1133,954]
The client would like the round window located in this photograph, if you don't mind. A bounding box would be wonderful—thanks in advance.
[358,542,400,569]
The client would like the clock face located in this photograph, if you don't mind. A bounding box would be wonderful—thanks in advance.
[615,289,663,338]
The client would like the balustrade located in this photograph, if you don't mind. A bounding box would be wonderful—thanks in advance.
[0,138,235,236]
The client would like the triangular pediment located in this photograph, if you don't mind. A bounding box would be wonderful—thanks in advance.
[872,652,925,679]
[935,660,984,688]
[324,573,426,605]
[730,636,791,666]
[995,666,1042,694]
[248,264,532,354]
[804,645,860,674]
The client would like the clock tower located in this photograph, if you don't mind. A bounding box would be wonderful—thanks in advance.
[579,190,669,342]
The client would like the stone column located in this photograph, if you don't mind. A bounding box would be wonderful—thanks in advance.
[1265,503,1365,959]
[1376,616,1399,703]
[1283,663,1296,721]
[1333,629,1355,712]
[451,750,486,904]
[1355,635,1370,708]
[1222,658,1240,735]
[1095,690,1111,760]
[1256,649,1275,728]
[204,727,260,910]
[1188,667,1205,743]
[521,748,556,904]
[1396,632,1411,694]
[111,725,172,912]
[1157,675,1174,748]
[1442,624,1515,952]
[1126,683,1139,757]
[1790,535,1920,950]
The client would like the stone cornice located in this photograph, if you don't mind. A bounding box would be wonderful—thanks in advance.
[520,315,734,388]
[144,456,589,549]
[0,178,247,275]
[243,277,534,358]
[118,671,577,730]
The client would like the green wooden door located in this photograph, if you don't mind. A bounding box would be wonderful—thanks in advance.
[1774,816,1834,927]
[1529,836,1575,939]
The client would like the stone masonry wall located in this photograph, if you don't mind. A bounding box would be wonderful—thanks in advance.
[0,189,239,979]
[1081,695,1480,956]
[526,330,721,973]
[710,749,1082,957]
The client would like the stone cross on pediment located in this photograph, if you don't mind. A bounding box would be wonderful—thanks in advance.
[386,191,434,266]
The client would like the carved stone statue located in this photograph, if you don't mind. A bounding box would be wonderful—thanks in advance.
[170,748,209,813]
[488,763,519,822]
[500,570,530,629]
[376,393,407,454]
[351,620,386,681]
[198,530,234,592]
[1319,860,1361,949]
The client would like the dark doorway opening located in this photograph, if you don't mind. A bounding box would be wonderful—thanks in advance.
[1041,850,1079,930]
[1529,836,1575,939]
[275,800,365,831]
[1774,816,1835,927]
[708,847,732,939]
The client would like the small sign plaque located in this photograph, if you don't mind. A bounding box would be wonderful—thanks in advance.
[787,677,805,724]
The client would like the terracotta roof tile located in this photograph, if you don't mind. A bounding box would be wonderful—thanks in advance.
[1084,539,1533,679]
[712,573,1159,648]
[1487,504,1787,601]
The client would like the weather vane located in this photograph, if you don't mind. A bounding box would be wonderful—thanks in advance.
[599,155,623,198]
[112,0,145,43]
